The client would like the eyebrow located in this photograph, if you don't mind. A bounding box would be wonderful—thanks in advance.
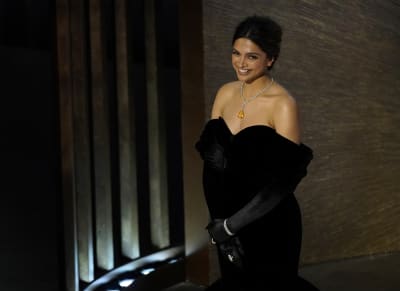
[232,48,262,56]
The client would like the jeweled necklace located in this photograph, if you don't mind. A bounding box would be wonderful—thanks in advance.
[237,77,274,119]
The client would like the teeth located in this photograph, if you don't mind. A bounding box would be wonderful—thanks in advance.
[239,69,249,73]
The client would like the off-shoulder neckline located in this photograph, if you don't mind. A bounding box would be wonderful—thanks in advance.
[210,117,303,147]
[217,117,275,136]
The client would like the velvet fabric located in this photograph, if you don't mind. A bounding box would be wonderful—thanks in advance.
[196,117,319,291]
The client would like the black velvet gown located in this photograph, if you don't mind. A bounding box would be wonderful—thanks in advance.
[196,117,319,291]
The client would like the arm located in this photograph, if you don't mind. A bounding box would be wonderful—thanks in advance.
[273,95,301,144]
[206,149,311,270]
[211,82,236,119]
[207,95,310,242]
[196,83,235,169]
[207,152,311,242]
[226,156,309,234]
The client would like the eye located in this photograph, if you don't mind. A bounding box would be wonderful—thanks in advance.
[232,49,240,56]
[248,54,258,60]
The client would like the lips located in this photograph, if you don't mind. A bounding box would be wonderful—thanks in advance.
[238,68,249,74]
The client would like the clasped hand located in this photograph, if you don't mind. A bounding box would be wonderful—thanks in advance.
[206,219,245,269]
[206,219,232,244]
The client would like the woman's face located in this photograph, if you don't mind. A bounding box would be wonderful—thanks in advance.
[231,38,273,83]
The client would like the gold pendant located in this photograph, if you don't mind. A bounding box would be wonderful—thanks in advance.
[237,110,245,119]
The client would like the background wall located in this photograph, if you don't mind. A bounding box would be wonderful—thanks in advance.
[0,1,63,290]
[202,0,400,268]
[179,0,210,284]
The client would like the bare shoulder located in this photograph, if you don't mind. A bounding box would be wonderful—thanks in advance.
[211,81,240,118]
[274,91,298,114]
[216,81,240,99]
[270,84,301,144]
[270,83,298,115]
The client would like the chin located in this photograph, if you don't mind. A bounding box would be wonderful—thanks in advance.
[235,71,264,83]
[235,72,250,81]
[237,75,255,83]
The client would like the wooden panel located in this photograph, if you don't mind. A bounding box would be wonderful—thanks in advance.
[178,0,210,285]
[70,0,95,283]
[202,0,400,268]
[145,0,170,249]
[88,0,114,270]
[115,0,140,259]
[58,0,186,288]
[56,0,80,289]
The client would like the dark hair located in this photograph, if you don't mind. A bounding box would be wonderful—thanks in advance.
[232,16,282,70]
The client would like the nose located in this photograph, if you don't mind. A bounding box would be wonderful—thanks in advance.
[239,56,246,68]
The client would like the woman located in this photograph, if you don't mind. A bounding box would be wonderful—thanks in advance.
[196,16,319,290]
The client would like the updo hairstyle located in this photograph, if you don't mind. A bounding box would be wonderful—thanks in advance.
[232,16,282,70]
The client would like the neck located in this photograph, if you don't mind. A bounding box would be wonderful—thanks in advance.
[243,75,273,94]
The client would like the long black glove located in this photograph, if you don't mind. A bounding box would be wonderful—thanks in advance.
[218,236,245,269]
[226,144,313,234]
[201,143,226,172]
[205,161,306,266]
[206,146,311,269]
[196,119,231,219]
[195,119,229,172]
[207,219,245,269]
[206,219,232,243]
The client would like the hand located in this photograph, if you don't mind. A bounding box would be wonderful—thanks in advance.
[219,236,245,269]
[206,219,232,244]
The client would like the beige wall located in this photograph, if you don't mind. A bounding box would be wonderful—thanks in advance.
[180,0,210,285]
[202,0,400,267]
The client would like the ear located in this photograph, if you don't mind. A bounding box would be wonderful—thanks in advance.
[265,57,274,68]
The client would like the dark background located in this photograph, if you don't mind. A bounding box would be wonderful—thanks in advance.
[1,1,63,290]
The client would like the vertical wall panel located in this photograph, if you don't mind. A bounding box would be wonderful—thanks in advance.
[145,0,170,249]
[70,0,95,283]
[115,0,140,259]
[88,0,114,270]
[56,0,80,289]
[178,0,210,285]
[58,0,185,288]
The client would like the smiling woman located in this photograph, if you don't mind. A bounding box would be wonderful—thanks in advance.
[196,16,319,290]
[231,38,274,84]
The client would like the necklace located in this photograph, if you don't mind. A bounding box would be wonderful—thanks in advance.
[237,77,274,119]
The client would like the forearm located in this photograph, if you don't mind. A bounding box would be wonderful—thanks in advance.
[226,184,287,234]
[207,178,293,243]
[226,169,306,233]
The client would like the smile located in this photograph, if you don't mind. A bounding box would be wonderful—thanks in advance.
[238,68,249,74]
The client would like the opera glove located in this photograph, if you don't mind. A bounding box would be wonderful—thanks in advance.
[206,219,233,244]
[207,219,245,269]
[202,143,226,172]
[219,237,245,269]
